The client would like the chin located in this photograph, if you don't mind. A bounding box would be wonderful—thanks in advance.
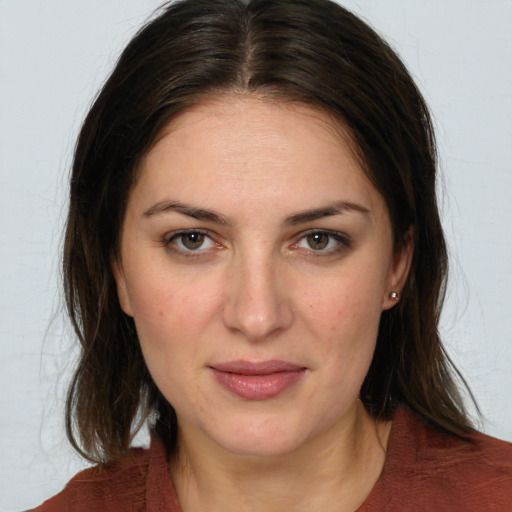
[219,434,304,458]
[204,413,317,458]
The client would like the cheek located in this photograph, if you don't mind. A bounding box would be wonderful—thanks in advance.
[127,276,220,407]
[298,268,386,364]
[124,268,222,357]
[305,276,384,333]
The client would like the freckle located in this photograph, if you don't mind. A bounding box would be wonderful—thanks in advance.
[158,310,164,317]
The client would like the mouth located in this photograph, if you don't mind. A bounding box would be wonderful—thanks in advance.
[208,360,307,400]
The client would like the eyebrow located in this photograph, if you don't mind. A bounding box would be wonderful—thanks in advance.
[143,200,231,225]
[143,199,369,225]
[284,201,370,225]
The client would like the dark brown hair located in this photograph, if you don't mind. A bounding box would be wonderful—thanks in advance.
[64,0,475,463]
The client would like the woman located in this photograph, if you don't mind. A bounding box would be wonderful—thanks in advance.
[32,0,512,510]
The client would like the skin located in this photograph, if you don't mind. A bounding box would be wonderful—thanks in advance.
[113,95,412,512]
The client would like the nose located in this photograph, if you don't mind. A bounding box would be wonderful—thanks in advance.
[222,251,294,342]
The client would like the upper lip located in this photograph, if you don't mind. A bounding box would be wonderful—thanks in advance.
[209,360,305,375]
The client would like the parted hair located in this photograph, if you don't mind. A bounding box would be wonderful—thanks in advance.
[64,0,474,463]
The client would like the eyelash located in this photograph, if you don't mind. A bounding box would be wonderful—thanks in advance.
[163,229,219,257]
[291,229,351,257]
[162,229,351,258]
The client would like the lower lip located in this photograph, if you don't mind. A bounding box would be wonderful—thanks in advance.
[210,368,306,400]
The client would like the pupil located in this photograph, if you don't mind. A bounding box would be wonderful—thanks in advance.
[183,232,204,249]
[308,233,328,250]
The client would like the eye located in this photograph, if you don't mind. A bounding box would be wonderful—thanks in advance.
[304,232,331,250]
[294,230,350,253]
[166,230,217,252]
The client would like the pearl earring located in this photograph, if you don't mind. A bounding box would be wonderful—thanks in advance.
[389,291,399,301]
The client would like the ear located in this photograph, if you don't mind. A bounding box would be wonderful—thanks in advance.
[111,256,134,317]
[382,227,414,311]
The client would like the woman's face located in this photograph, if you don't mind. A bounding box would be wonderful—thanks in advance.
[114,96,411,457]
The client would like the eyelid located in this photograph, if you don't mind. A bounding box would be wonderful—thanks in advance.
[291,229,352,254]
[163,228,221,255]
[161,228,351,258]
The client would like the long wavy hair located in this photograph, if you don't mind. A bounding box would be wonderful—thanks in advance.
[64,0,475,463]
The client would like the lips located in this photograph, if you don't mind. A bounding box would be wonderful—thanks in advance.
[209,360,306,400]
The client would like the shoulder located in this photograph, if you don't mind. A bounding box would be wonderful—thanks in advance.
[29,438,178,512]
[405,409,512,479]
[369,408,512,512]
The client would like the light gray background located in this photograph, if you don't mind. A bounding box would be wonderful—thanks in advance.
[1,1,511,510]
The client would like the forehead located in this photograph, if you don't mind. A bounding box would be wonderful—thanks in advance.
[133,95,384,220]
[154,94,355,151]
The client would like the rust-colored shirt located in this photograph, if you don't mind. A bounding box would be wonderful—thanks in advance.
[32,408,512,511]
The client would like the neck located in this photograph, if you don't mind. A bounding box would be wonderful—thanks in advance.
[170,402,391,512]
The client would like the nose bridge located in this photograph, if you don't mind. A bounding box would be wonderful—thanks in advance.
[222,243,292,340]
